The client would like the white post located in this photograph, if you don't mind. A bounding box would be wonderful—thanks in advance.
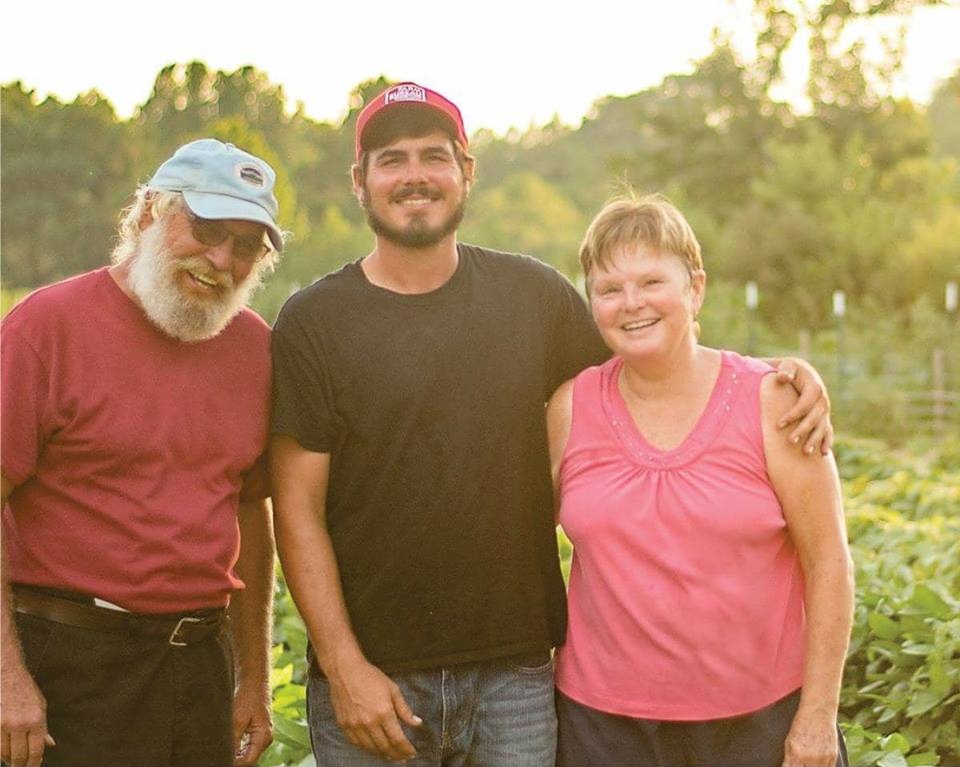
[947,281,958,328]
[745,281,758,354]
[833,291,846,393]
[832,291,846,318]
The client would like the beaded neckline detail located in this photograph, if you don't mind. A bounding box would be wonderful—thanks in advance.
[600,351,742,470]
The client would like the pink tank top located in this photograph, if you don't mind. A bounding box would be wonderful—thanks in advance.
[555,350,805,720]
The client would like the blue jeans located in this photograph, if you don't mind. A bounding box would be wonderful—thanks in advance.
[307,652,557,766]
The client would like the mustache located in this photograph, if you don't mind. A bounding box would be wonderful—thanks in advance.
[390,184,441,203]
[176,256,235,290]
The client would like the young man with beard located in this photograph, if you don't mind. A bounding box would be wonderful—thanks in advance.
[269,82,834,766]
[1,139,282,767]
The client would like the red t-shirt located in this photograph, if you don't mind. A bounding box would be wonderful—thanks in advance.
[1,268,271,613]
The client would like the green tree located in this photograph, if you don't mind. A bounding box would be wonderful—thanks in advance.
[752,0,940,159]
[929,67,960,160]
[896,203,960,307]
[622,41,790,220]
[1,83,136,288]
[720,123,958,331]
[136,62,292,162]
[722,127,888,328]
[459,173,587,275]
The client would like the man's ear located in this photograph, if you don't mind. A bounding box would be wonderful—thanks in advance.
[462,154,477,195]
[351,164,367,206]
[137,195,155,231]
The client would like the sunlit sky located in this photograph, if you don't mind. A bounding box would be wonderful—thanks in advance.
[2,0,958,136]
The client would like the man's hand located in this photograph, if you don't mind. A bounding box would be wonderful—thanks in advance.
[328,658,421,762]
[781,708,839,767]
[773,358,833,456]
[270,442,419,761]
[232,682,273,766]
[1,664,52,767]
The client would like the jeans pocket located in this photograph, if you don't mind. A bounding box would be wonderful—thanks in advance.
[509,650,554,675]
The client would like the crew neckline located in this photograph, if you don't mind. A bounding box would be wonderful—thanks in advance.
[353,243,467,302]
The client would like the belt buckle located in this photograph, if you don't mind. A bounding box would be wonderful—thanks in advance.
[168,616,204,647]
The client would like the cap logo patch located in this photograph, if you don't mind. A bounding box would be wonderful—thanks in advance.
[236,163,265,188]
[385,84,427,105]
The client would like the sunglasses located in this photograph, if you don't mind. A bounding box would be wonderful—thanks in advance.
[184,209,272,263]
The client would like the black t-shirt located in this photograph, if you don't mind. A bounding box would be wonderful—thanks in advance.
[271,243,609,671]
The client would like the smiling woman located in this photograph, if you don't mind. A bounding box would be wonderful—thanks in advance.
[587,246,705,384]
[547,193,855,767]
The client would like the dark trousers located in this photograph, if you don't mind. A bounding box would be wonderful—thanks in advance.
[15,612,234,767]
[556,689,849,767]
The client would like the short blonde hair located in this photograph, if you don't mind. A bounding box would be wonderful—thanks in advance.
[579,193,703,283]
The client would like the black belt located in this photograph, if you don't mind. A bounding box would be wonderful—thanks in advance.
[12,586,226,647]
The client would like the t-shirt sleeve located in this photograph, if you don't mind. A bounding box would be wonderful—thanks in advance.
[1,317,51,485]
[270,307,340,454]
[544,270,610,398]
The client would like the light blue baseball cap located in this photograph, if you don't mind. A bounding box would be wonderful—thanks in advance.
[148,139,283,251]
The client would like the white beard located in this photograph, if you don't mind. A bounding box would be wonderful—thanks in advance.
[127,222,264,343]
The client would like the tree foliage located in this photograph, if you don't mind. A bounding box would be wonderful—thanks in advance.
[460,173,587,274]
[1,1,956,335]
[1,83,137,287]
[929,69,960,160]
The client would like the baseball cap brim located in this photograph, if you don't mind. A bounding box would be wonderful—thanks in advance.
[183,190,283,252]
[361,103,463,152]
[355,82,468,161]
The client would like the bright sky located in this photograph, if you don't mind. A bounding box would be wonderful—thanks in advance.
[2,0,958,136]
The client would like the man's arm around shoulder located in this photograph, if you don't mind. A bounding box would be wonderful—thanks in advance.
[762,356,834,455]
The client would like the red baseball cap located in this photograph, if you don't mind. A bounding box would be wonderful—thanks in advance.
[355,82,468,161]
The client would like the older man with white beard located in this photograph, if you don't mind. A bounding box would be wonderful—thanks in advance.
[1,139,282,767]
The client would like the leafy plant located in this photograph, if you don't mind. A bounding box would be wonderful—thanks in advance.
[840,439,960,766]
